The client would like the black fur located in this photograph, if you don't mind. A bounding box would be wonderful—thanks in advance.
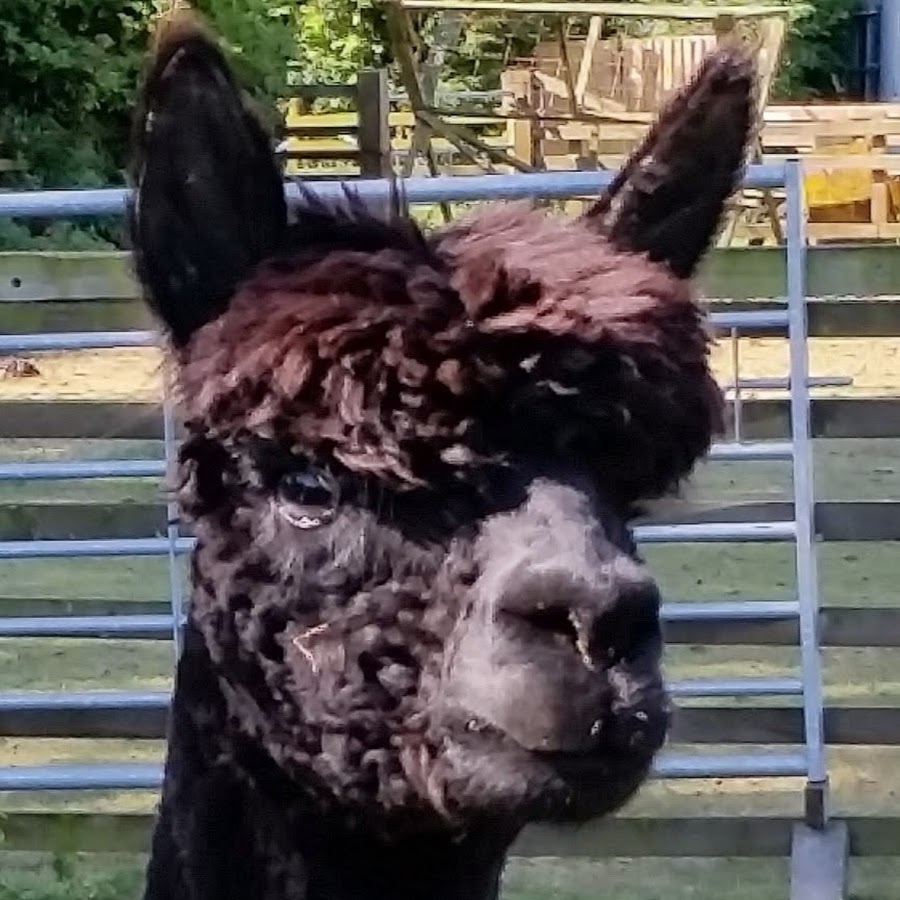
[127,15,287,345]
[126,12,753,900]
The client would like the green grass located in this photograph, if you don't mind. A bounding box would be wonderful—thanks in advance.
[0,856,796,900]
[3,855,900,900]
[0,855,144,900]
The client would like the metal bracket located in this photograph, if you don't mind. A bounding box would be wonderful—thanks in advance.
[804,778,831,830]
[790,819,849,900]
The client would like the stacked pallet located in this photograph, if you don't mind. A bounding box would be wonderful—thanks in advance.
[502,82,900,242]
[763,104,900,243]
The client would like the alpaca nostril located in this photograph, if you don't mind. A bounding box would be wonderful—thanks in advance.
[603,579,663,665]
[504,601,597,670]
[516,604,581,647]
[597,610,662,670]
[495,568,662,669]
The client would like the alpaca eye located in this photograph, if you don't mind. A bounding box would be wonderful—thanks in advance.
[275,468,339,531]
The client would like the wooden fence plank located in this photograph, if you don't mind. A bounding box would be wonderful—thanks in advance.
[2,706,898,745]
[514,816,900,858]
[5,242,900,308]
[0,598,171,618]
[0,253,135,303]
[8,500,900,543]
[0,402,165,439]
[10,295,900,337]
[2,812,899,857]
[0,299,151,334]
[5,398,900,441]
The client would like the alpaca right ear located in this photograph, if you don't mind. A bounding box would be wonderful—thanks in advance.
[583,46,756,280]
[127,11,287,347]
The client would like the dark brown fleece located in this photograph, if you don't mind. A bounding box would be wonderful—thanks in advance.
[178,199,721,505]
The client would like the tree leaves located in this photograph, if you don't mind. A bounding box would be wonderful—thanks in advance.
[0,0,299,248]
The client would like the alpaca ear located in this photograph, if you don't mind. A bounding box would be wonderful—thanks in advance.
[583,46,756,279]
[126,10,287,346]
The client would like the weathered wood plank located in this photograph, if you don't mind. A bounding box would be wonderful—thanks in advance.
[0,503,169,542]
[672,707,900,746]
[0,299,151,334]
[646,499,900,543]
[665,607,900,649]
[514,815,900,859]
[397,1,790,20]
[3,705,898,744]
[2,812,897,858]
[0,402,167,439]
[5,242,900,309]
[10,295,900,337]
[8,500,900,543]
[0,252,135,302]
[4,398,900,441]
[0,597,171,618]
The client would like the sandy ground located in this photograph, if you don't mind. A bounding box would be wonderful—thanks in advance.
[1,337,899,401]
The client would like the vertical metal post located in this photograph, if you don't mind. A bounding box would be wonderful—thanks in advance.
[786,159,828,828]
[880,0,900,100]
[730,327,743,442]
[163,395,184,659]
[860,0,882,100]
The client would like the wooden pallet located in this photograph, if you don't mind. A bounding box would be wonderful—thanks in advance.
[525,103,900,243]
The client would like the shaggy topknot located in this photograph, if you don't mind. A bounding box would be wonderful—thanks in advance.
[177,194,722,506]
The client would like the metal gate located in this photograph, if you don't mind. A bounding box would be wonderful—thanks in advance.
[0,164,834,873]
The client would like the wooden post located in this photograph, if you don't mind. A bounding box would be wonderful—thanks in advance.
[713,13,737,46]
[574,16,603,107]
[501,68,536,169]
[357,69,391,178]
[555,17,579,116]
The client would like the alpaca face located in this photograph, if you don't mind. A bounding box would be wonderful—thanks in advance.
[177,425,665,829]
[129,13,753,838]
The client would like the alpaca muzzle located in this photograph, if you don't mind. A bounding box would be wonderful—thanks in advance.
[441,478,669,761]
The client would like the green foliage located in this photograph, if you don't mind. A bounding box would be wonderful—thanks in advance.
[192,0,297,102]
[290,0,389,86]
[0,0,152,190]
[776,0,861,99]
[0,0,298,249]
[0,854,143,900]
[0,0,863,251]
[432,13,554,92]
[426,0,855,101]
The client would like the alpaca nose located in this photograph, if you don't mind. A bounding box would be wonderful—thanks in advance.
[497,565,662,669]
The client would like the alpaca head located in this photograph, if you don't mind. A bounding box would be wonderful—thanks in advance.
[128,13,753,841]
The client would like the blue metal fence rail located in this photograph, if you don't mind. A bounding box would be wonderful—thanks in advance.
[0,164,827,824]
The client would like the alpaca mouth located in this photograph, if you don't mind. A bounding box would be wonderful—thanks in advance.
[529,700,670,763]
[531,747,657,780]
[517,687,670,762]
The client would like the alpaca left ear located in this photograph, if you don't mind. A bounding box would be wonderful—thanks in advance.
[127,10,287,347]
[584,45,756,279]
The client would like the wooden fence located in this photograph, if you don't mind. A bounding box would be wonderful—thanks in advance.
[3,247,900,864]
[282,75,520,177]
[284,75,900,241]
[279,71,391,178]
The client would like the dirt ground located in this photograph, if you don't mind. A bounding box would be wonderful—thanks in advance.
[2,336,900,401]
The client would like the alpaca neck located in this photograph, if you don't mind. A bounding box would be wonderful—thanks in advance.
[298,822,515,900]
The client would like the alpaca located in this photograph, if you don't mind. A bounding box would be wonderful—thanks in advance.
[128,14,753,900]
